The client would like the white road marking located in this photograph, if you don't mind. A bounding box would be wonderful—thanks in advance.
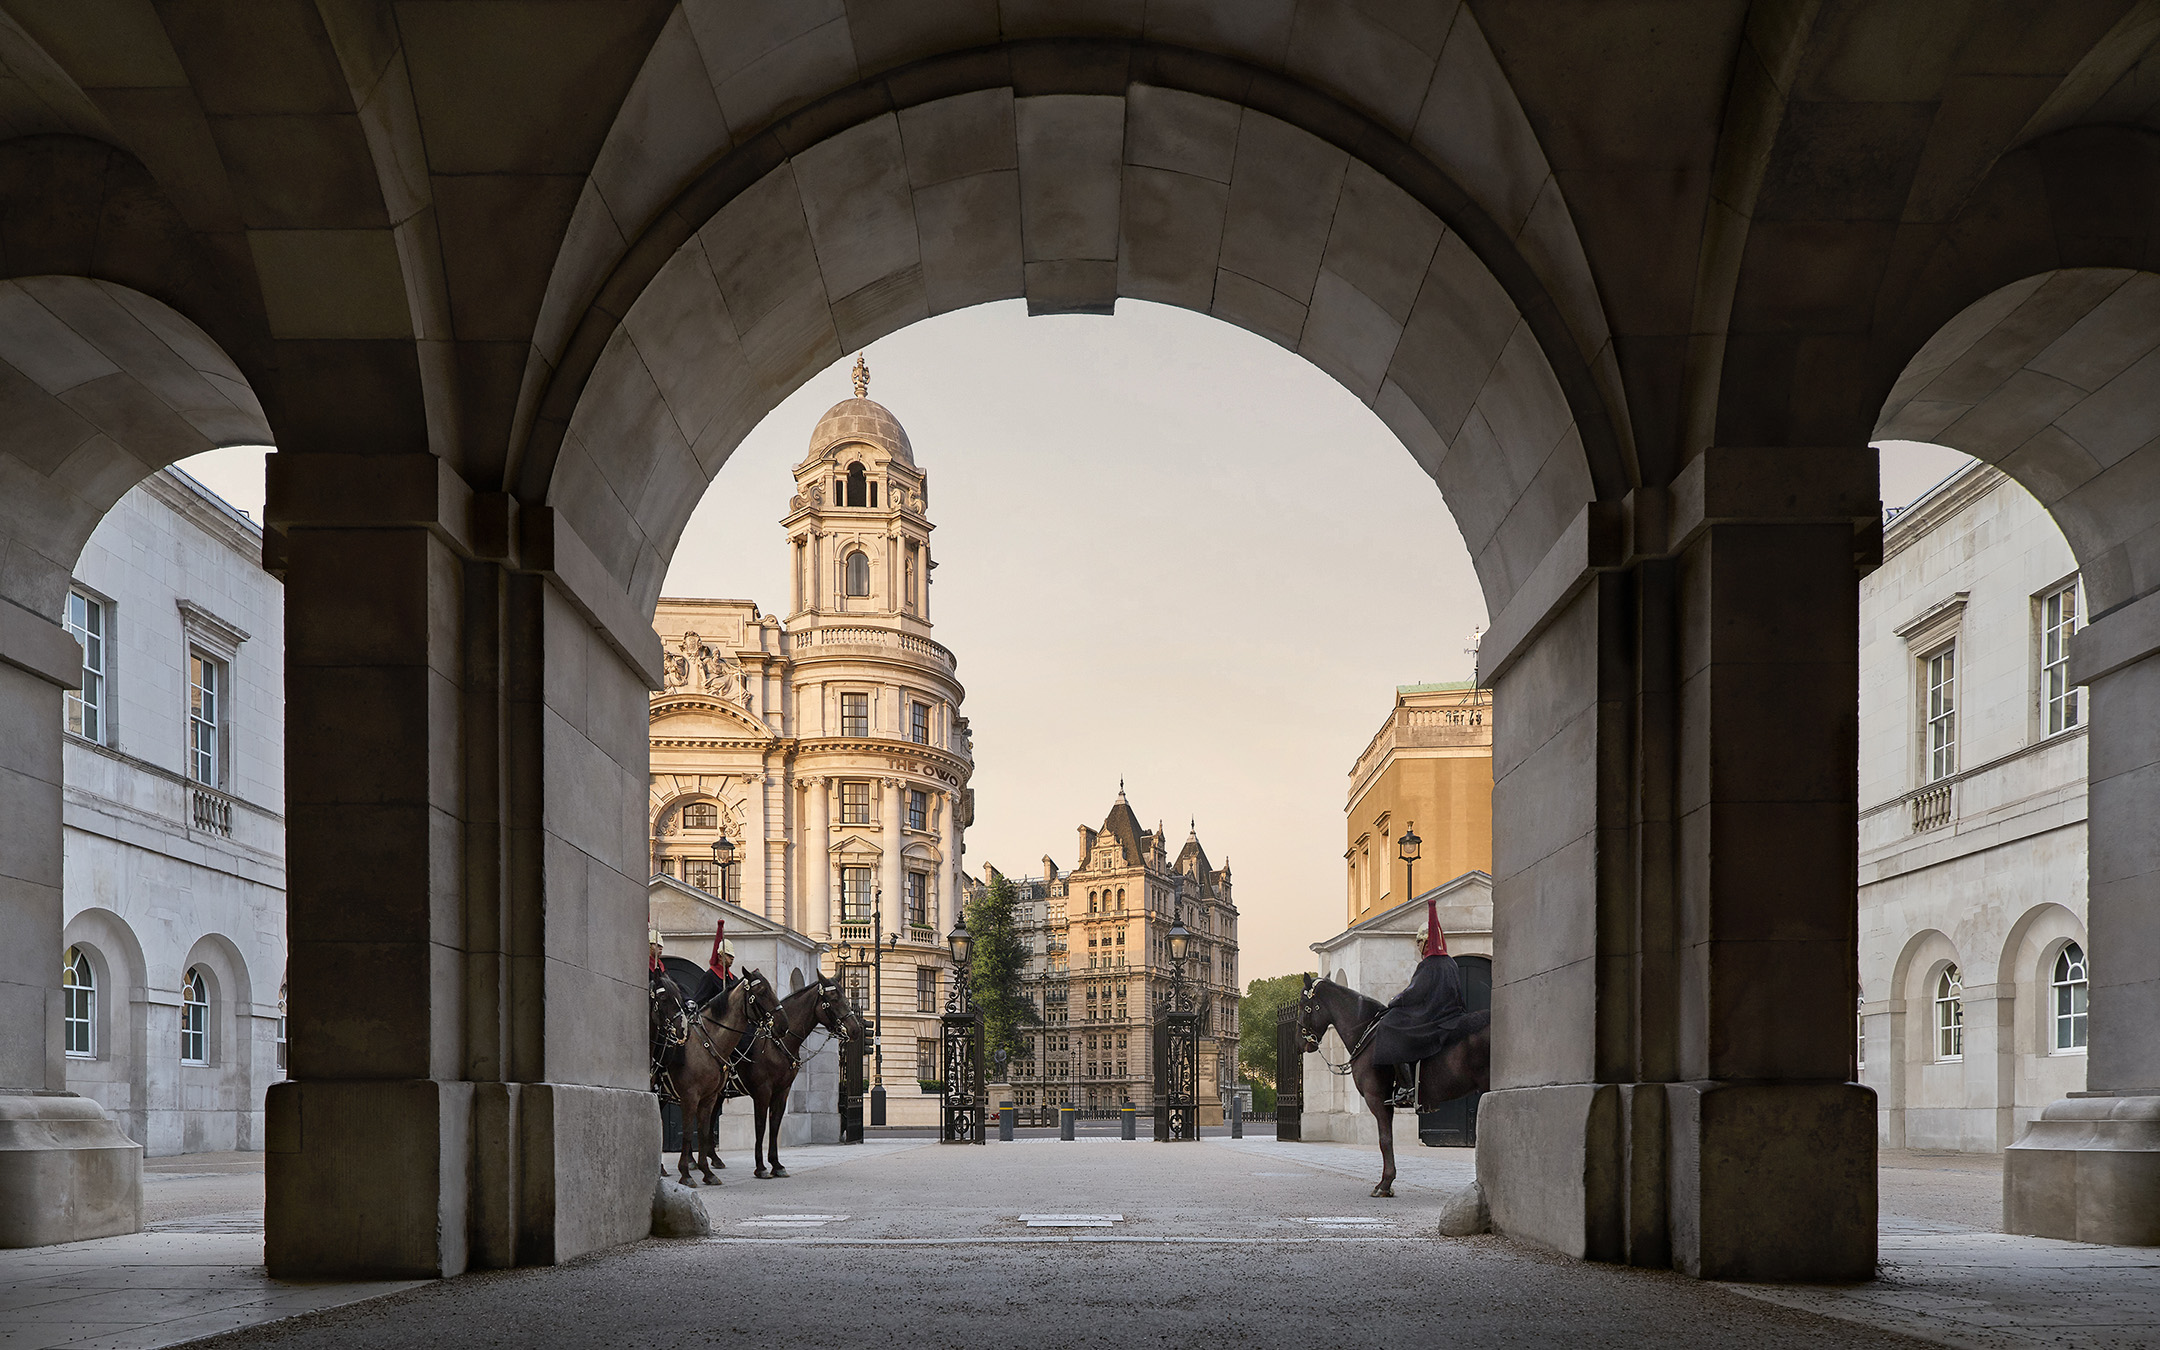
[739,1214,849,1228]
[1249,1171,1310,1177]
[1018,1213,1124,1228]
[1299,1216,1394,1228]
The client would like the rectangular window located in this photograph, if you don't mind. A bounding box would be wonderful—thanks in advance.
[906,870,929,927]
[911,701,930,744]
[841,691,869,737]
[841,865,874,922]
[916,965,938,1013]
[2042,583,2080,735]
[63,592,105,743]
[917,1037,938,1083]
[189,652,221,786]
[907,788,927,831]
[841,963,870,1013]
[682,859,720,894]
[839,780,870,824]
[1925,645,1956,782]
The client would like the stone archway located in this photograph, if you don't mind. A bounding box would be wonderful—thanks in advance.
[1873,265,2160,1243]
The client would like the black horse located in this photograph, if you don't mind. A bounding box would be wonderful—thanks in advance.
[1297,972,1490,1197]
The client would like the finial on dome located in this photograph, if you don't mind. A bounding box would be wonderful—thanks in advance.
[851,353,870,399]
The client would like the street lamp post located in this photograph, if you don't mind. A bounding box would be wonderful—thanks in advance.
[864,897,897,1126]
[710,835,736,906]
[941,917,984,1143]
[1156,913,1199,1142]
[1397,823,1420,912]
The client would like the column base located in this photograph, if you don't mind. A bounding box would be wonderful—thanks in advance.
[1477,1081,1875,1280]
[0,1091,142,1247]
[267,1080,656,1279]
[2005,1092,2160,1245]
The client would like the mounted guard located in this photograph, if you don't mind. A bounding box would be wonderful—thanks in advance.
[1371,896,1472,1107]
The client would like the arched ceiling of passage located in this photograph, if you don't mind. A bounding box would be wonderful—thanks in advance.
[0,276,271,613]
[1879,269,2160,614]
[2,2,2159,606]
[557,84,1600,618]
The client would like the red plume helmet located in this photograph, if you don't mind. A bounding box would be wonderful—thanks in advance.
[1422,893,1448,958]
[708,917,726,974]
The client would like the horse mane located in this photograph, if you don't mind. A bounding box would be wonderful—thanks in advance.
[1315,976,1386,1021]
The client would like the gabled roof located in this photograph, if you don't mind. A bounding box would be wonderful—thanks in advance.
[1175,832,1213,884]
[1099,790,1150,867]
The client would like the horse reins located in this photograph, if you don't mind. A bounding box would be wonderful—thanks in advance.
[1301,985,1383,1077]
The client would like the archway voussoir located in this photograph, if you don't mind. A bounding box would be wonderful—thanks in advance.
[1116,165,1227,310]
[830,265,929,352]
[1297,269,1399,403]
[916,170,1025,314]
[1016,94,1126,263]
[1281,0,1436,138]
[1023,259,1117,316]
[696,165,824,337]
[1208,269,1304,349]
[897,88,1017,188]
[1123,82,1239,183]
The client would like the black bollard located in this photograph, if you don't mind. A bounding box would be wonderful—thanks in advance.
[999,1102,1015,1141]
[870,1085,886,1127]
[1059,1106,1076,1141]
[1231,1091,1244,1138]
[1120,1104,1136,1140]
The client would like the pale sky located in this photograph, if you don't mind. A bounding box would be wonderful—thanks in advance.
[172,308,1980,989]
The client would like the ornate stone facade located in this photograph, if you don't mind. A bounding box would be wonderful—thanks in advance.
[1859,462,2089,1152]
[990,789,1240,1118]
[648,367,974,1126]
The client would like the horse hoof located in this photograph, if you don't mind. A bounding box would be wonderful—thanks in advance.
[754,1168,769,1179]
[770,1166,788,1178]
[1371,1184,1394,1198]
[715,1158,726,1169]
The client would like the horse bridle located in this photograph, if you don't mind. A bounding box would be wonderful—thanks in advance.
[1300,979,1380,1077]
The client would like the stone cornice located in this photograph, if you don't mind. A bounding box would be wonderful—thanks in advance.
[1882,461,2002,562]
[144,467,263,563]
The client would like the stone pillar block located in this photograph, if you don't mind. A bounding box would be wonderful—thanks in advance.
[2006,1094,2160,1245]
[266,1079,473,1279]
[511,1083,658,1266]
[0,1092,142,1247]
[1666,1081,1876,1281]
[1476,1084,1622,1261]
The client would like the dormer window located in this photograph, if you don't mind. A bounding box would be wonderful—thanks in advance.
[846,550,870,596]
[846,462,866,507]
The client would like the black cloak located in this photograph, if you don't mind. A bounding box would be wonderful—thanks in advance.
[1368,953,1477,1066]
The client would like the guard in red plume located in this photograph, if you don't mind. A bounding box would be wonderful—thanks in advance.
[1369,892,1469,1107]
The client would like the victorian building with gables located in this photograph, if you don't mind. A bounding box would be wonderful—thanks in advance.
[990,788,1240,1118]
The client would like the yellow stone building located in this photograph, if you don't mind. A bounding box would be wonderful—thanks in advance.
[647,362,974,1126]
[1344,682,1493,927]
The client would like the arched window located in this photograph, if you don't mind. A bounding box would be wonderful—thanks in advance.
[2053,943,2089,1052]
[846,462,866,507]
[845,550,870,596]
[682,802,719,830]
[1116,888,1125,910]
[63,947,93,1058]
[181,967,209,1065]
[1934,965,1963,1061]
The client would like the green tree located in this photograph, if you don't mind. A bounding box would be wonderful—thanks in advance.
[963,874,1039,1065]
[1238,972,1306,1089]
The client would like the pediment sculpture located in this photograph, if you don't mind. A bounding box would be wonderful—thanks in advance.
[662,630,754,710]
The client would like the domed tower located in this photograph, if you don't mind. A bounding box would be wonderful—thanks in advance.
[779,357,973,1122]
[785,356,934,630]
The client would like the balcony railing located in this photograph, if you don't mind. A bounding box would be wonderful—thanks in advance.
[1911,782,1954,833]
[790,625,956,672]
[837,923,876,944]
[190,786,233,837]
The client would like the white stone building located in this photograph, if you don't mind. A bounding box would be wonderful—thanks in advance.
[59,467,285,1156]
[647,365,973,1127]
[1299,870,1493,1146]
[1860,461,2089,1153]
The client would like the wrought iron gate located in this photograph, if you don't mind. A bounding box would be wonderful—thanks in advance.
[1275,1004,1303,1141]
[839,1032,866,1144]
[1153,1008,1199,1141]
[941,1007,985,1143]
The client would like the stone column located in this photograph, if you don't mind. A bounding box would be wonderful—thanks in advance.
[263,457,655,1279]
[879,778,904,935]
[2008,598,2160,1243]
[1476,448,1877,1282]
[806,778,832,940]
[742,776,769,920]
[0,605,142,1245]
[938,789,959,934]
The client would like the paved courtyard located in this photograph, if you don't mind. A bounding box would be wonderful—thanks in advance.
[2,1140,2154,1350]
